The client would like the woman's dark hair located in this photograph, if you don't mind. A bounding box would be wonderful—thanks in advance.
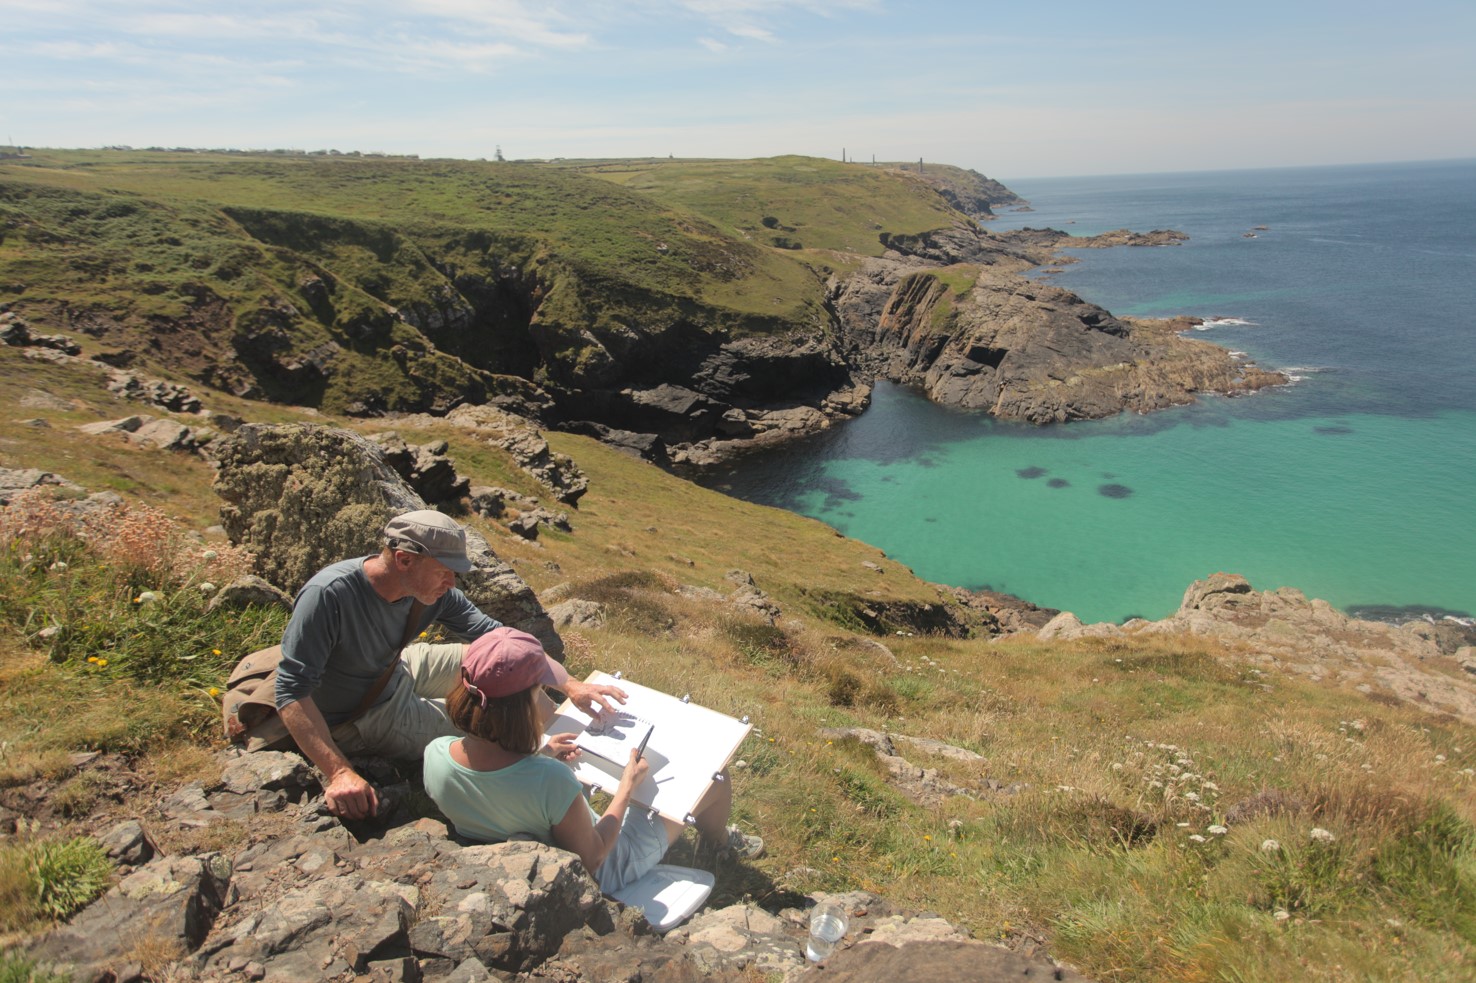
[446,683,542,755]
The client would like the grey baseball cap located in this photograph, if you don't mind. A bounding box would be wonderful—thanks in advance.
[383,510,474,573]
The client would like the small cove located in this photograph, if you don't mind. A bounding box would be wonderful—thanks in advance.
[701,160,1476,624]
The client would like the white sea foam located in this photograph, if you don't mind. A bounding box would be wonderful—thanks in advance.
[1194,317,1258,330]
[1278,366,1330,383]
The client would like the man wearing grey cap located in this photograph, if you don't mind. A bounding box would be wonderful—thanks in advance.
[275,509,626,820]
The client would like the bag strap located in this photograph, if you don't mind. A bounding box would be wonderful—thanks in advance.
[347,598,428,721]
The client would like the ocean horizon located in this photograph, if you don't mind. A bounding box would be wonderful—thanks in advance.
[702,159,1476,625]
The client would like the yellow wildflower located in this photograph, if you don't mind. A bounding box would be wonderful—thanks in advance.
[97,659,108,667]
[212,648,222,656]
[208,687,220,698]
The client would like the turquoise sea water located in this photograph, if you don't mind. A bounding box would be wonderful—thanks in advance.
[703,160,1476,624]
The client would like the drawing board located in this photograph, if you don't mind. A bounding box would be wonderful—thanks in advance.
[542,671,751,824]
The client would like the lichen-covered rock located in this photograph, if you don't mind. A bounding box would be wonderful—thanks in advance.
[1104,573,1476,726]
[211,423,559,655]
[204,575,294,614]
[28,854,230,980]
[0,467,83,505]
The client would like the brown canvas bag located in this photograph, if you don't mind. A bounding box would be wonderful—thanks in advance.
[222,600,427,753]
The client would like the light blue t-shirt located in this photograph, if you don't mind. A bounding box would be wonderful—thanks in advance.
[422,736,592,845]
[422,736,673,894]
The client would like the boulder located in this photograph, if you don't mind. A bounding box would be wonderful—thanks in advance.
[546,600,607,631]
[1122,573,1476,725]
[369,431,472,505]
[443,405,589,505]
[211,423,560,656]
[77,415,146,436]
[0,467,83,505]
[1036,611,1121,642]
[205,575,295,614]
[28,854,230,980]
[817,727,1014,804]
[804,939,1092,982]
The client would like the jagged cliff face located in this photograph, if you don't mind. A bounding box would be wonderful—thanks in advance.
[830,226,1284,425]
[1,152,1281,464]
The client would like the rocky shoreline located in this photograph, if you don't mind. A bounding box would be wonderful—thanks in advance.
[657,223,1283,467]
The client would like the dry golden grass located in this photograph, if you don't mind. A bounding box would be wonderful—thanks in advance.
[2,349,1474,981]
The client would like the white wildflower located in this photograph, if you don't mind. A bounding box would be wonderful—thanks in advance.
[1435,755,1446,763]
[1111,763,1123,771]
[1188,834,1206,843]
[1176,822,1190,828]
[1309,827,1336,844]
[136,590,160,604]
[1201,781,1219,792]
[1459,768,1474,778]
[50,561,68,572]
[1208,825,1228,836]
[1183,791,1201,803]
[201,549,218,561]
[1274,909,1290,922]
[198,582,216,593]
[1261,839,1282,853]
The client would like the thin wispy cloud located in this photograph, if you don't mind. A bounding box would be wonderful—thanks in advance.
[4,0,1472,176]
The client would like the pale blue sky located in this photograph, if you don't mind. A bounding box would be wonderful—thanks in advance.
[4,0,1474,178]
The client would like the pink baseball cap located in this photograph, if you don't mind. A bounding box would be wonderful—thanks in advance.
[461,627,570,705]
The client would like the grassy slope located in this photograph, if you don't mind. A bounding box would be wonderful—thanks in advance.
[0,151,946,340]
[3,349,1475,981]
[566,155,961,259]
[2,151,995,423]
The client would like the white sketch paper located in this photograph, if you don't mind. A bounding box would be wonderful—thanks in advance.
[542,672,751,824]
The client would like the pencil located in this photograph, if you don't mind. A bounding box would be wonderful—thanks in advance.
[635,725,652,761]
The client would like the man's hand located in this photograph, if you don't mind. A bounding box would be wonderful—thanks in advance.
[324,767,379,820]
[545,732,582,762]
[564,678,628,718]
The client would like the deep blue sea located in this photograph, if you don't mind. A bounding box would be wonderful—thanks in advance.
[702,159,1476,624]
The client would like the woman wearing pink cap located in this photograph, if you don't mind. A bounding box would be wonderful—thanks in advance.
[423,627,761,893]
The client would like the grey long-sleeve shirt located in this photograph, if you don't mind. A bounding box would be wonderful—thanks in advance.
[275,557,501,724]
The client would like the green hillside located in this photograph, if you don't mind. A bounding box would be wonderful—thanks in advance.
[559,155,965,255]
[5,151,933,413]
[2,341,1474,981]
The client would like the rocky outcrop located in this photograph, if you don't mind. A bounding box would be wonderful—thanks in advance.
[0,467,84,505]
[1033,573,1476,726]
[369,431,472,505]
[996,227,1189,251]
[211,423,559,655]
[74,414,218,454]
[832,257,1286,424]
[23,749,1089,982]
[878,163,1027,220]
[817,727,1020,805]
[1,309,82,355]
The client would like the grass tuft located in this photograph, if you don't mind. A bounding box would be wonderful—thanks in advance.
[0,836,112,929]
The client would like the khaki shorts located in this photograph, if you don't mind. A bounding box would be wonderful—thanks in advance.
[333,642,466,761]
